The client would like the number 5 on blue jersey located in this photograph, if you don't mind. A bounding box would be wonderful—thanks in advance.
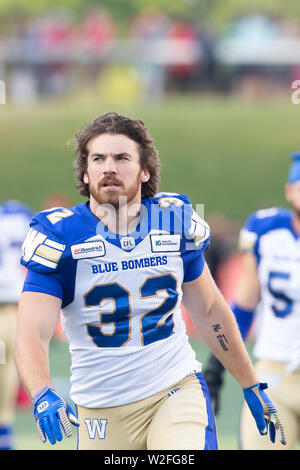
[85,273,178,347]
[268,271,293,318]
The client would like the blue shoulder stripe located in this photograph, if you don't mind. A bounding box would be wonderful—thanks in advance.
[0,200,32,218]
[244,208,292,236]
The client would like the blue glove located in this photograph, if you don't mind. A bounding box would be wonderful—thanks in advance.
[33,384,79,445]
[243,382,286,445]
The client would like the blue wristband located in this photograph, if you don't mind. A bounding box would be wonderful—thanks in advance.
[231,302,254,340]
[32,384,51,405]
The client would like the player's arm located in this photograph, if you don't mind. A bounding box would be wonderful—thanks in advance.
[203,227,261,414]
[235,252,261,307]
[232,252,261,335]
[182,263,286,444]
[15,291,79,445]
[182,262,257,388]
[203,251,261,414]
[15,291,61,397]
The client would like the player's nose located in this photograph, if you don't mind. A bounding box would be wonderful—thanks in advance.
[103,156,117,173]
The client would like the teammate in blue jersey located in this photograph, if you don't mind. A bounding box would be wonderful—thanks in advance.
[15,112,285,450]
[0,200,32,449]
[204,152,300,450]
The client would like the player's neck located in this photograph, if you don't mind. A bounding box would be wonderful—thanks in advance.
[90,196,141,235]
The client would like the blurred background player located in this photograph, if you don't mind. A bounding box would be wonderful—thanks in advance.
[0,200,32,450]
[204,151,300,450]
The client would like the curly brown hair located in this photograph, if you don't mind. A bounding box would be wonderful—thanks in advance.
[73,112,161,198]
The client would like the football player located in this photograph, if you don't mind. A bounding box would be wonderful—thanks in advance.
[0,200,32,449]
[204,152,300,450]
[15,113,285,450]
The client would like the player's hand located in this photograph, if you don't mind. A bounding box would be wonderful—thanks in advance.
[243,382,287,445]
[203,354,225,416]
[33,385,79,445]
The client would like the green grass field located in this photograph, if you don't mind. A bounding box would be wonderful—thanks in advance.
[1,93,299,220]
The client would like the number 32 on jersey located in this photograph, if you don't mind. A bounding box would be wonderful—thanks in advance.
[84,273,178,348]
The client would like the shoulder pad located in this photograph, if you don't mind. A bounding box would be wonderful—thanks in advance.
[239,207,291,253]
[35,206,75,233]
[153,192,190,208]
[20,208,72,273]
[0,200,32,218]
[187,209,210,248]
[150,193,210,249]
[245,207,290,233]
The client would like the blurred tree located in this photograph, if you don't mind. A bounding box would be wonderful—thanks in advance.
[0,0,193,21]
[1,0,300,32]
[205,0,300,31]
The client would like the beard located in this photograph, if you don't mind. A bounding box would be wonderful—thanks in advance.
[88,172,142,210]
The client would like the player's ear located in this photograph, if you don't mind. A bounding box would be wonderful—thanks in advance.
[83,173,89,185]
[141,169,150,183]
[285,183,291,203]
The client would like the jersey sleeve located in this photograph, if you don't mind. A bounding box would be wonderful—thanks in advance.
[238,208,284,263]
[22,269,64,300]
[152,192,211,282]
[20,212,67,300]
[238,212,260,256]
[181,206,211,282]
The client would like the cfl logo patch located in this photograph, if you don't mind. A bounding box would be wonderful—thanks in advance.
[120,236,135,250]
[84,418,108,440]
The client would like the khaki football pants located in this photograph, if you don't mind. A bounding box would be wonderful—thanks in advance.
[239,359,300,450]
[77,372,218,450]
[0,304,19,424]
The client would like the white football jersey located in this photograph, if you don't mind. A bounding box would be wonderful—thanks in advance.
[21,193,210,408]
[0,200,32,303]
[239,207,300,364]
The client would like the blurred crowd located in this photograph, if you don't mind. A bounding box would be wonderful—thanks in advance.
[1,6,300,104]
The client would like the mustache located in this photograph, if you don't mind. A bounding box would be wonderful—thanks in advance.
[98,176,123,187]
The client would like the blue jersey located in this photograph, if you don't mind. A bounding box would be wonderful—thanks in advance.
[239,207,300,364]
[0,200,32,303]
[21,193,210,407]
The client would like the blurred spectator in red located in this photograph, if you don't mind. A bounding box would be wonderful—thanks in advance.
[34,7,74,96]
[42,192,72,211]
[37,9,72,53]
[79,6,116,55]
[72,6,117,87]
[166,20,200,92]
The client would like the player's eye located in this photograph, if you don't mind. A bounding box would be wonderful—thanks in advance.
[117,155,128,161]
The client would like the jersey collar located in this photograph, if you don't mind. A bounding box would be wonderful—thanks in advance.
[79,200,152,252]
